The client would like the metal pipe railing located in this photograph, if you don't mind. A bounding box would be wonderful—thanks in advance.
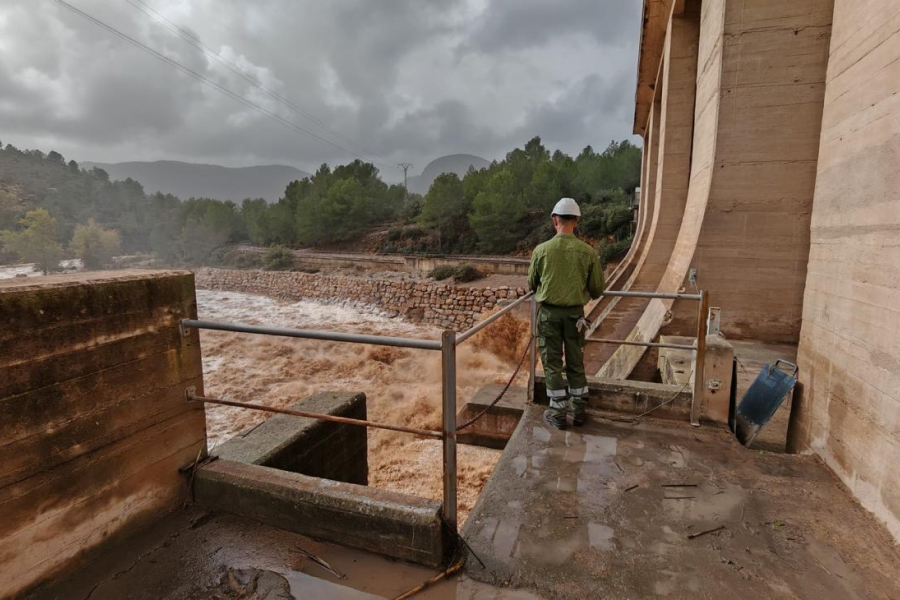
[181,319,442,351]
[601,290,702,301]
[588,338,696,351]
[188,394,442,438]
[455,291,535,344]
[440,331,458,530]
[182,284,710,536]
[527,295,537,403]
[690,290,710,427]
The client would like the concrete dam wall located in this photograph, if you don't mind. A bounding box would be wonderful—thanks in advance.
[614,0,899,542]
[0,270,207,597]
[793,0,900,541]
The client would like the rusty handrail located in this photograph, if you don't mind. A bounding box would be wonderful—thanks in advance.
[188,394,442,438]
[181,319,442,351]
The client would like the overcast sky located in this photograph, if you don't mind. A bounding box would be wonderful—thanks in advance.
[0,0,641,180]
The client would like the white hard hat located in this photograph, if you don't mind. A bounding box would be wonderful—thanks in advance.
[552,197,581,217]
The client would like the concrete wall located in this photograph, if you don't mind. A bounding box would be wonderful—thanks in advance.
[195,460,446,567]
[603,0,833,379]
[677,0,832,341]
[793,0,900,541]
[404,255,529,276]
[600,0,726,379]
[238,247,530,276]
[195,268,527,331]
[216,392,368,486]
[590,5,700,374]
[0,270,206,597]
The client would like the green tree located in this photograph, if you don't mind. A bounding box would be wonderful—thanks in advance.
[468,170,528,253]
[70,218,122,269]
[0,189,22,232]
[419,173,469,251]
[181,219,228,264]
[0,208,64,274]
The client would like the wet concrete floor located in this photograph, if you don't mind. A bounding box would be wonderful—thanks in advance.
[462,404,900,599]
[28,507,539,600]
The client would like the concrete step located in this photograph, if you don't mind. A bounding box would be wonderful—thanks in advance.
[457,384,526,449]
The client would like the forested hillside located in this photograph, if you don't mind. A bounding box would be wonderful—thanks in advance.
[0,136,640,269]
[80,160,310,203]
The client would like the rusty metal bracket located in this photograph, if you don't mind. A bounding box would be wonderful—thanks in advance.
[184,385,197,401]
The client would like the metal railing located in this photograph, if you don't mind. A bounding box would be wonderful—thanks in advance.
[182,286,709,532]
[585,289,710,426]
[181,291,536,534]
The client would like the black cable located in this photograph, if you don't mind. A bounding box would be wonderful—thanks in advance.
[124,0,388,167]
[54,0,391,168]
[457,340,530,432]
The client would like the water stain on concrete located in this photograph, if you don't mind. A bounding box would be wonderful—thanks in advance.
[462,405,900,599]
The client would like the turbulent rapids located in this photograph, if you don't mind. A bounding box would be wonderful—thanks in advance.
[196,289,529,521]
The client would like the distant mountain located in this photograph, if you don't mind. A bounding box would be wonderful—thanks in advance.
[407,154,490,195]
[80,160,309,203]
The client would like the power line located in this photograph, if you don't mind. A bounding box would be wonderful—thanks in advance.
[398,162,413,197]
[53,0,392,169]
[123,0,384,165]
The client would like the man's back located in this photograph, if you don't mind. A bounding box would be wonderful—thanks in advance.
[529,233,604,306]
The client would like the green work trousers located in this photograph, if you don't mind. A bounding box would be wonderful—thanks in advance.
[538,304,589,419]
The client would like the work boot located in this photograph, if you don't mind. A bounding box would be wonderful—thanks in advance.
[543,410,567,430]
[570,395,588,427]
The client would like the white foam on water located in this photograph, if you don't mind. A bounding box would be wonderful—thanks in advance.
[195,287,527,521]
[197,289,427,337]
[0,259,83,279]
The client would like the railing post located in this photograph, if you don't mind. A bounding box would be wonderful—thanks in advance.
[441,330,458,532]
[690,290,709,426]
[528,295,537,403]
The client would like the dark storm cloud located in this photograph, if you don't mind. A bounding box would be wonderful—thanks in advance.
[464,0,638,53]
[0,0,641,178]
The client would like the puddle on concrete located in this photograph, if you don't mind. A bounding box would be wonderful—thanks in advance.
[512,455,527,477]
[588,523,615,551]
[489,517,521,559]
[282,569,383,599]
[532,427,551,443]
[273,534,543,599]
[661,480,746,523]
[583,433,618,464]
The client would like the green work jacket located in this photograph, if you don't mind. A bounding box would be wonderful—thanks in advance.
[528,233,605,306]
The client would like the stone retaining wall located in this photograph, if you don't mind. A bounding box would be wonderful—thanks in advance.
[194,268,527,330]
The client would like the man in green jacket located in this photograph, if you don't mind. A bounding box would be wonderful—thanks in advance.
[528,197,605,429]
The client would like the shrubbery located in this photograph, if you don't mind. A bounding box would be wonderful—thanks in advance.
[452,264,484,282]
[596,237,633,267]
[428,265,456,280]
[428,263,485,283]
[218,248,262,269]
[263,246,294,271]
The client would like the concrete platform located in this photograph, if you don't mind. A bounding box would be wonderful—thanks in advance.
[534,374,695,422]
[462,404,900,598]
[457,384,526,449]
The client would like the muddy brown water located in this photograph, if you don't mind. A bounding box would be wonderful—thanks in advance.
[197,289,530,522]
